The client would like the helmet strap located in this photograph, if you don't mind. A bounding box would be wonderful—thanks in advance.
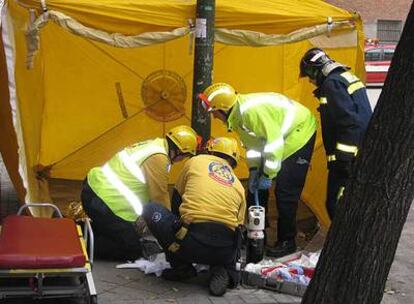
[166,137,179,159]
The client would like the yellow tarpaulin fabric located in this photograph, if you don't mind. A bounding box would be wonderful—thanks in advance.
[0,0,365,227]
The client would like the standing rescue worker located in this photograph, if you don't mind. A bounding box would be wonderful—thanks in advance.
[81,125,198,260]
[200,84,317,258]
[142,137,245,296]
[300,48,372,219]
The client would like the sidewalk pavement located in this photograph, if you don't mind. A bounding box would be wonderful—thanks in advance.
[92,260,301,304]
[93,200,413,304]
[90,198,413,304]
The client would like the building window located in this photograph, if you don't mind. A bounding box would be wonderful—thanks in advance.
[377,20,402,43]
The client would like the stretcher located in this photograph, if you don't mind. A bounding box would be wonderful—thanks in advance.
[0,203,97,303]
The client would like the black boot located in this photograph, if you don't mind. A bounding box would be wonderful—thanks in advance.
[266,240,297,258]
[162,264,197,281]
[208,266,229,296]
[140,239,163,260]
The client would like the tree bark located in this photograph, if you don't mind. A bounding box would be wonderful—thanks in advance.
[302,3,414,304]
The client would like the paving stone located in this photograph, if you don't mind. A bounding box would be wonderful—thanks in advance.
[98,285,158,301]
[223,295,246,304]
[270,293,301,303]
[209,296,230,304]
[144,299,178,304]
[255,294,277,304]
[177,296,212,304]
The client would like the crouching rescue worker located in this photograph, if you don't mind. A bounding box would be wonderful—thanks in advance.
[81,125,198,260]
[142,137,245,296]
[200,83,317,258]
[300,48,372,219]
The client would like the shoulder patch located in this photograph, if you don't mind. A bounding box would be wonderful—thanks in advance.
[208,161,235,186]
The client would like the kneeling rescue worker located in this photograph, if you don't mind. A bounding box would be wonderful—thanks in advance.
[142,137,246,296]
[81,125,198,260]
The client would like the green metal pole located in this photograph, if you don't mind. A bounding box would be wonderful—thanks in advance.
[191,0,215,144]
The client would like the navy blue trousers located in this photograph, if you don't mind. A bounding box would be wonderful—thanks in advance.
[326,169,348,219]
[142,203,239,269]
[247,132,316,242]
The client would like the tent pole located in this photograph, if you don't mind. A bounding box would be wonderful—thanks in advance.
[191,0,215,144]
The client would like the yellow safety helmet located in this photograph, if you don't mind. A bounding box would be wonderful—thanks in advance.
[207,137,240,166]
[199,83,237,112]
[166,125,198,155]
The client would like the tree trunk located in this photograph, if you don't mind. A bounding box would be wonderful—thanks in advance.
[302,4,414,304]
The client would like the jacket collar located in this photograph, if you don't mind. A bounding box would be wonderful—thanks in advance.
[226,101,241,131]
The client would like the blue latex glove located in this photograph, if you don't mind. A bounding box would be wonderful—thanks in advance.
[248,169,259,193]
[258,176,273,190]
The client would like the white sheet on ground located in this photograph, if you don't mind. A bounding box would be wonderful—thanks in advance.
[116,253,171,277]
[116,253,210,277]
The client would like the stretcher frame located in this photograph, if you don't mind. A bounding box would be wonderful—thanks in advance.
[0,203,97,304]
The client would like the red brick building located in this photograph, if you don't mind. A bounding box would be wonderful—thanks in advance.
[327,0,412,43]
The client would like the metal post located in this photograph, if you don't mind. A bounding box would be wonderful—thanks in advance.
[191,0,215,144]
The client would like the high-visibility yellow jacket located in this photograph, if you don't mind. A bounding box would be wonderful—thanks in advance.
[227,93,317,179]
[87,138,170,222]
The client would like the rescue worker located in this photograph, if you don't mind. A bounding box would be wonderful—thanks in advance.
[81,125,198,260]
[300,48,372,219]
[200,84,317,258]
[142,137,245,296]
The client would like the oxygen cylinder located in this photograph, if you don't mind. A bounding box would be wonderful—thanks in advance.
[246,205,265,264]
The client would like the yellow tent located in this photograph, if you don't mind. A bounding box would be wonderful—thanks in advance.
[0,0,365,228]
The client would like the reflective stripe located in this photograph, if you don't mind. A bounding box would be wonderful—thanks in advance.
[168,242,180,252]
[281,106,296,135]
[310,52,325,62]
[319,97,328,104]
[246,150,262,159]
[131,145,167,162]
[336,143,358,155]
[340,71,359,83]
[327,154,336,162]
[347,81,365,94]
[337,186,345,200]
[241,125,257,137]
[240,95,293,114]
[175,226,188,240]
[265,159,281,170]
[119,151,146,184]
[239,95,296,136]
[264,137,284,153]
[102,164,143,216]
[208,87,233,101]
